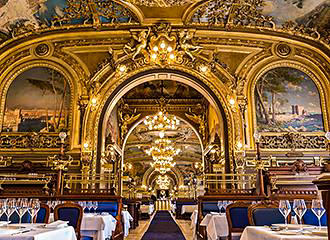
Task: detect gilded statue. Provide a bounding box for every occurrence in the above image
[178,30,202,61]
[119,108,141,140]
[185,109,206,141]
[124,28,151,60]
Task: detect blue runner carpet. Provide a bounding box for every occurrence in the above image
[141,210,186,240]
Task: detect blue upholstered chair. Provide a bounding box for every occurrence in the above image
[226,201,251,240]
[35,203,50,223]
[95,201,119,217]
[201,202,220,216]
[248,202,285,226]
[54,202,89,240]
[303,209,328,226]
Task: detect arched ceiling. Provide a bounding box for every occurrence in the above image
[0,0,328,40]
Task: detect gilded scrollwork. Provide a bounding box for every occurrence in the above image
[260,134,327,149]
[0,133,63,149]
[118,103,141,142]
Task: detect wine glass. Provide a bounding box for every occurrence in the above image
[17,198,28,224]
[87,201,93,213]
[217,201,223,213]
[93,201,98,214]
[279,200,291,230]
[222,200,228,211]
[293,199,307,231]
[6,199,17,222]
[311,199,326,230]
[0,199,7,220]
[29,199,40,223]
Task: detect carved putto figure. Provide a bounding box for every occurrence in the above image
[124,27,151,60]
[119,105,141,140]
[178,30,202,61]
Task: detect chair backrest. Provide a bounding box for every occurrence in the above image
[95,201,119,217]
[201,202,220,216]
[248,202,285,226]
[303,209,328,226]
[226,201,251,238]
[35,203,50,223]
[54,202,83,239]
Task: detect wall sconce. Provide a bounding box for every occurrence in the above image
[199,64,209,75]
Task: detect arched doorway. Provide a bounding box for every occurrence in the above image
[95,69,232,195]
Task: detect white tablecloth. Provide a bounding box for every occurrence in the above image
[80,213,117,240]
[240,226,328,240]
[200,213,228,240]
[122,211,133,238]
[140,205,154,215]
[181,205,198,214]
[190,210,198,240]
[0,224,76,240]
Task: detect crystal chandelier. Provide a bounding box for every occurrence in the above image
[144,111,180,138]
[156,175,170,189]
[146,138,180,174]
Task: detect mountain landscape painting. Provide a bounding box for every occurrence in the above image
[255,67,324,132]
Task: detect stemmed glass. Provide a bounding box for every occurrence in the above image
[217,201,223,213]
[0,199,7,221]
[17,198,29,224]
[92,202,98,214]
[87,201,93,213]
[311,199,326,230]
[222,200,228,211]
[29,199,40,224]
[293,199,307,231]
[78,201,87,212]
[6,199,17,222]
[279,200,291,230]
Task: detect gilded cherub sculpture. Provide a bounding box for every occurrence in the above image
[178,30,202,61]
[124,27,151,60]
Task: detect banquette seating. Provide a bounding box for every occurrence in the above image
[175,198,197,220]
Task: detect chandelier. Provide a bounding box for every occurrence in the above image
[146,138,181,174]
[156,175,170,189]
[144,111,180,138]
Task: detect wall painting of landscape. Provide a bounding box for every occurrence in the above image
[2,67,70,132]
[255,67,324,132]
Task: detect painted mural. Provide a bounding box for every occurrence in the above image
[255,67,324,132]
[0,0,328,36]
[2,67,70,132]
[105,105,120,145]
[124,80,203,99]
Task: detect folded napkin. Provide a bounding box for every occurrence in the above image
[0,221,10,227]
[210,212,220,215]
[46,220,69,228]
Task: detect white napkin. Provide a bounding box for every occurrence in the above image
[0,221,10,227]
[210,212,220,215]
[45,220,69,228]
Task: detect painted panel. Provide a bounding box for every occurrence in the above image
[255,67,324,132]
[2,67,70,132]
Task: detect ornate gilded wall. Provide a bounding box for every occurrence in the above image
[0,0,329,178]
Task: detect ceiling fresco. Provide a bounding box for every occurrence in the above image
[0,0,328,36]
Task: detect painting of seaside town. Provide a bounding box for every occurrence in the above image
[2,67,70,132]
[255,67,324,132]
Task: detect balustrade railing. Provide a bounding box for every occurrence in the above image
[62,173,117,194]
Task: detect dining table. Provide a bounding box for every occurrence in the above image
[181,205,198,215]
[0,223,77,240]
[80,213,117,240]
[240,226,328,240]
[122,210,133,237]
[200,213,228,240]
[190,210,198,239]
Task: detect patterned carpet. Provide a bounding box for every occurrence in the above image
[141,211,186,240]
